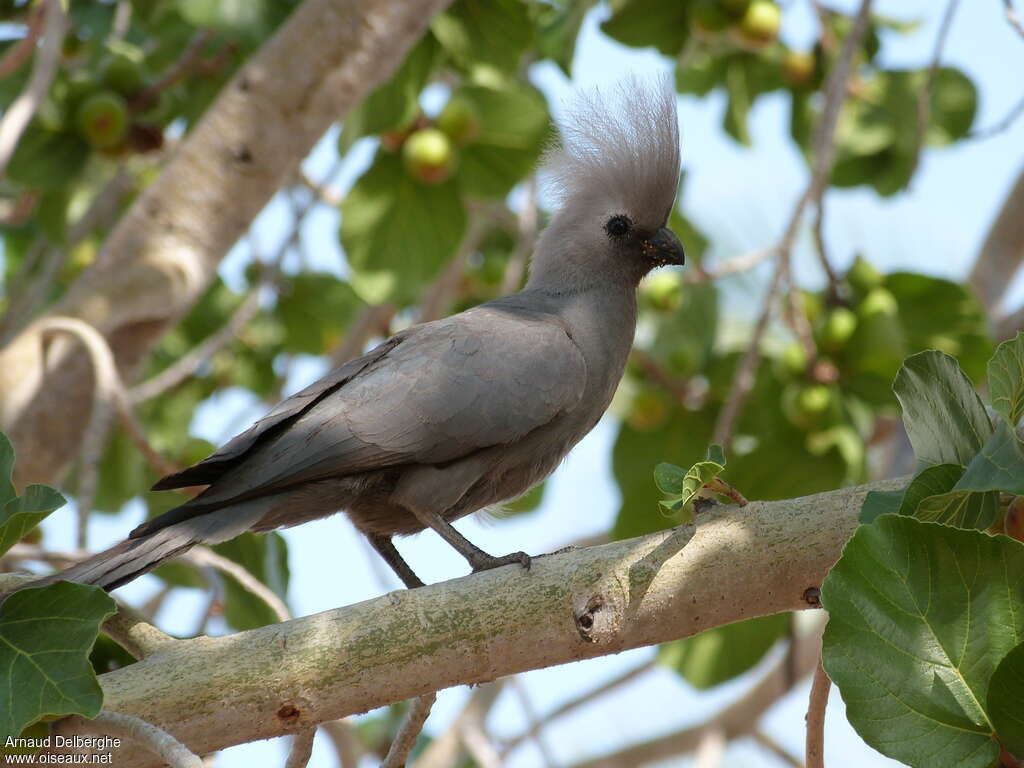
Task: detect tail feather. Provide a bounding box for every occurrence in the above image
[9,499,273,593]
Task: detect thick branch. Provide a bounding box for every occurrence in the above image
[0,0,453,486]
[44,479,900,768]
[971,162,1024,323]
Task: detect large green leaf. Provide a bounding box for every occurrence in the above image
[431,0,533,75]
[658,614,789,690]
[340,150,466,305]
[0,433,65,556]
[821,516,1024,767]
[276,272,364,355]
[988,332,1024,428]
[601,0,689,56]
[893,350,992,469]
[988,641,1024,758]
[455,83,550,198]
[953,420,1024,496]
[0,583,117,740]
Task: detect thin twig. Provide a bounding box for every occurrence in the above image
[0,0,67,175]
[694,726,726,768]
[781,261,818,368]
[131,31,214,110]
[686,247,776,283]
[417,682,505,768]
[1005,0,1024,39]
[285,729,317,768]
[969,91,1024,140]
[501,179,539,295]
[320,720,364,768]
[805,656,831,768]
[460,719,503,768]
[753,729,804,768]
[711,0,874,448]
[811,204,839,293]
[508,677,557,768]
[58,712,203,768]
[502,659,656,755]
[0,4,46,77]
[911,0,961,179]
[382,693,436,768]
[185,546,291,623]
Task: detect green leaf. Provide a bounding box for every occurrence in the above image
[0,432,66,556]
[0,583,117,740]
[7,126,89,190]
[277,272,364,355]
[722,59,751,145]
[926,67,977,146]
[339,34,438,151]
[988,332,1024,428]
[676,52,726,98]
[534,0,590,76]
[821,516,1024,768]
[893,350,992,469]
[859,488,904,524]
[915,488,999,530]
[988,641,1024,758]
[431,0,533,75]
[658,614,789,690]
[654,445,726,522]
[341,150,466,305]
[953,419,1024,496]
[455,83,550,198]
[600,0,689,56]
[896,463,962,515]
[213,532,290,630]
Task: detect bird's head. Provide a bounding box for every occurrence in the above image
[528,76,684,290]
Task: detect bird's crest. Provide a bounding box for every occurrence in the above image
[540,75,681,220]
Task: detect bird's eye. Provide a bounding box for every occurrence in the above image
[605,215,632,238]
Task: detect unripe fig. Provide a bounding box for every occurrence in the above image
[820,307,858,351]
[735,0,781,49]
[76,91,129,150]
[846,256,884,294]
[436,97,480,145]
[858,287,898,319]
[101,54,146,97]
[402,128,456,184]
[641,272,683,312]
[782,49,815,87]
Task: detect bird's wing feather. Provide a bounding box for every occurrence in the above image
[143,307,585,525]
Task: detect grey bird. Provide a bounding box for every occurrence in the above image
[29,77,684,592]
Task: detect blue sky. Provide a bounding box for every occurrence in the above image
[38,1,1024,766]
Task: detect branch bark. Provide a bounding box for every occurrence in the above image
[971,162,1024,330]
[43,478,901,768]
[0,0,453,487]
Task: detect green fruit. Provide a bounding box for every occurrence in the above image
[436,97,480,145]
[846,256,883,294]
[101,54,146,96]
[692,0,731,35]
[857,287,898,318]
[402,128,456,184]
[799,290,824,327]
[641,272,683,312]
[783,383,836,431]
[782,49,815,87]
[820,307,858,351]
[76,91,129,150]
[735,0,781,48]
[718,0,751,19]
[779,340,808,376]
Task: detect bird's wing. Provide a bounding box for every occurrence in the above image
[146,306,586,514]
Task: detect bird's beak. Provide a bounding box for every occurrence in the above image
[646,227,685,267]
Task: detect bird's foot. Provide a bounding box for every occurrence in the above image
[470,550,532,574]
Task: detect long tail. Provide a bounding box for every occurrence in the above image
[11,500,272,593]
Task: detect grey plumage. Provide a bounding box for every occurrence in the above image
[26,76,684,593]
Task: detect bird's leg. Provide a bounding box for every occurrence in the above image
[411,508,531,574]
[367,534,425,589]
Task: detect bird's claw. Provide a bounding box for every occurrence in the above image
[470,550,531,574]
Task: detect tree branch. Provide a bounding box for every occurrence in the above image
[805,655,831,768]
[0,0,455,487]
[0,0,67,176]
[382,693,436,768]
[971,163,1024,323]
[54,712,203,768]
[41,478,900,767]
